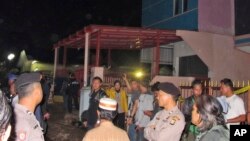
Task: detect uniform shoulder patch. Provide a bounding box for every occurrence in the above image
[169,115,180,125]
[17,130,27,141]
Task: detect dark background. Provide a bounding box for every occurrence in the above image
[0,0,141,63]
[235,0,250,35]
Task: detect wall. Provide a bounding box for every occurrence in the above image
[177,30,250,81]
[172,41,196,76]
[142,0,198,30]
[198,0,235,35]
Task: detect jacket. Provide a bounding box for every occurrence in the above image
[106,87,128,113]
[195,125,229,141]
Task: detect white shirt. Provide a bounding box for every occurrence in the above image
[135,94,154,127]
[12,95,19,107]
[222,94,246,127]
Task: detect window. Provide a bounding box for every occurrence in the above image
[174,0,189,15]
[183,0,188,12]
[174,0,183,15]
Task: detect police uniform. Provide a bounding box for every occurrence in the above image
[14,73,45,141]
[144,106,185,141]
[15,103,44,141]
[144,82,185,141]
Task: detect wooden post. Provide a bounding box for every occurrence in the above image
[95,30,101,66]
[151,32,160,78]
[108,48,111,67]
[63,46,67,67]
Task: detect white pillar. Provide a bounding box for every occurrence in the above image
[50,47,58,104]
[80,32,91,119]
[84,32,90,87]
[53,47,58,83]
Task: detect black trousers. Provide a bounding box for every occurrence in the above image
[68,93,79,113]
[113,112,126,130]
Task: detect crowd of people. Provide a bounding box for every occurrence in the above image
[0,72,51,141]
[0,71,248,141]
[80,75,247,141]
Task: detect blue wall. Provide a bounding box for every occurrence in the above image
[142,0,198,30]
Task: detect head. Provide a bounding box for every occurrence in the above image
[191,94,226,132]
[0,93,12,141]
[151,82,160,98]
[69,73,75,79]
[191,80,203,97]
[157,82,180,109]
[114,80,121,92]
[98,98,117,121]
[8,73,17,86]
[92,76,103,91]
[8,73,17,95]
[220,78,234,96]
[131,80,139,91]
[15,73,43,105]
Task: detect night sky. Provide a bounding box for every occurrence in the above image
[0,0,141,63]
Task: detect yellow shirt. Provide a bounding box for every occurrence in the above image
[106,88,128,113]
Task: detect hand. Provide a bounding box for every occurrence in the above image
[126,117,132,125]
[43,112,50,120]
[83,121,87,127]
[122,73,127,81]
[143,111,152,117]
[135,125,142,131]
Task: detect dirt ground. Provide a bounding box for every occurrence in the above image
[45,103,86,141]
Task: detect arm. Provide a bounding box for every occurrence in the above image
[227,97,246,123]
[131,99,139,118]
[122,74,132,92]
[157,117,185,141]
[144,113,160,141]
[144,111,153,117]
[127,99,139,124]
[143,95,154,117]
[227,114,246,123]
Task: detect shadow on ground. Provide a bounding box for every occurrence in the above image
[46,103,86,141]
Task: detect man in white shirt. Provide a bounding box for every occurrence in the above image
[134,92,154,141]
[220,78,246,128]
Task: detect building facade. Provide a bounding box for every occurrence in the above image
[141,0,250,80]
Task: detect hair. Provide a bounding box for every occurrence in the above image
[171,93,180,102]
[151,82,160,92]
[98,108,117,121]
[0,92,12,135]
[92,76,103,83]
[130,79,138,83]
[114,80,121,86]
[196,94,227,132]
[16,82,41,99]
[191,79,202,88]
[220,78,234,91]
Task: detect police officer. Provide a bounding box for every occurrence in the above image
[144,82,185,141]
[66,73,80,113]
[14,73,45,141]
